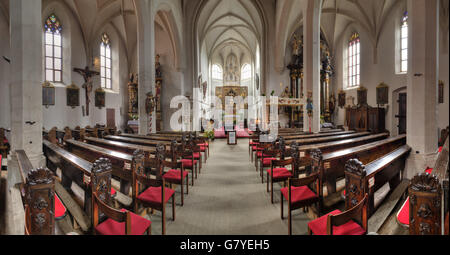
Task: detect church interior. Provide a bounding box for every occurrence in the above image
[0,0,449,236]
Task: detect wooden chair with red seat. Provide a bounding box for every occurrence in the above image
[249,133,260,161]
[260,142,281,182]
[93,191,151,235]
[132,149,175,235]
[90,157,151,235]
[0,128,9,158]
[162,158,189,206]
[184,139,203,174]
[267,157,294,204]
[281,153,322,235]
[172,140,198,185]
[307,194,368,235]
[195,136,210,161]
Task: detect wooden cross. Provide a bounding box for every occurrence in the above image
[74,66,100,116]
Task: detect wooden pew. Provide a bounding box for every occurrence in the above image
[65,139,133,194]
[282,130,356,140]
[119,133,180,142]
[16,150,55,235]
[104,135,171,147]
[285,131,372,145]
[344,145,411,216]
[311,135,407,195]
[409,138,449,235]
[43,140,115,221]
[84,137,157,155]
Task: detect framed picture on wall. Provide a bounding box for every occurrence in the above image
[66,83,80,108]
[95,88,106,109]
[376,82,389,106]
[42,81,55,108]
[338,90,346,108]
[357,86,367,106]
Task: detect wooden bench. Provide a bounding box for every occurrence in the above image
[16,150,56,235]
[65,139,134,194]
[311,135,407,195]
[344,145,411,217]
[104,135,171,147]
[84,137,158,156]
[285,131,372,145]
[43,140,118,230]
[408,138,449,235]
[119,133,181,142]
[282,130,356,140]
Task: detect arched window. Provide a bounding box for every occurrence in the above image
[347,32,360,89]
[100,33,112,89]
[212,64,223,80]
[241,64,252,81]
[44,14,63,83]
[400,12,408,73]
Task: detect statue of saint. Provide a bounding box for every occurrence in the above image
[292,34,302,56]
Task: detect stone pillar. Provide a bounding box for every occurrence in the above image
[303,0,322,133]
[137,0,156,134]
[405,0,440,178]
[7,0,46,189]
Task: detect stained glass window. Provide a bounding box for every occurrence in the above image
[241,64,252,81]
[400,12,408,73]
[347,32,360,89]
[212,64,223,80]
[44,14,63,83]
[100,33,112,89]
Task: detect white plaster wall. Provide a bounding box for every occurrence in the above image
[0,16,10,129]
[331,7,449,136]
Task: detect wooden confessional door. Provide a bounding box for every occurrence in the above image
[396,93,407,135]
[106,109,115,127]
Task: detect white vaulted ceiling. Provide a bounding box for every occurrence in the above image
[197,0,263,65]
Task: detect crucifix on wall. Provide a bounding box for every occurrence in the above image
[74,66,100,116]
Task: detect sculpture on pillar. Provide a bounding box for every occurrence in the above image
[155,55,163,131]
[73,66,100,116]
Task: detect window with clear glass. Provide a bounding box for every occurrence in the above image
[347,32,360,89]
[212,64,223,80]
[44,14,63,83]
[100,33,112,89]
[241,64,252,81]
[400,12,408,73]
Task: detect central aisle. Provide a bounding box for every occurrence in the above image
[164,139,310,235]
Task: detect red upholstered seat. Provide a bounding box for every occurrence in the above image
[137,186,175,204]
[180,159,198,167]
[262,158,277,166]
[256,152,271,158]
[439,146,443,153]
[163,169,188,182]
[308,210,366,235]
[54,194,67,220]
[267,168,292,179]
[253,146,264,151]
[95,209,151,235]
[111,188,117,197]
[198,143,209,147]
[200,146,206,152]
[396,167,434,226]
[281,186,318,204]
[184,153,201,159]
[250,141,259,145]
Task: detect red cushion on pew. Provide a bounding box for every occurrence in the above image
[137,186,175,204]
[111,188,117,197]
[266,168,292,179]
[308,210,366,235]
[281,186,318,204]
[163,169,188,182]
[198,143,209,147]
[439,146,443,153]
[54,194,67,220]
[95,209,151,235]
[184,153,201,159]
[250,141,259,145]
[252,146,264,151]
[180,159,198,167]
[397,198,410,226]
[396,167,434,226]
[200,146,206,152]
[262,158,277,166]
